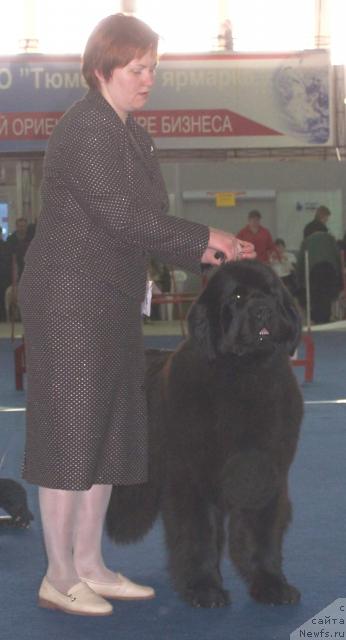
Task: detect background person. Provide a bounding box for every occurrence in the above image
[18,13,255,617]
[237,209,278,263]
[270,238,298,296]
[0,226,10,321]
[6,217,32,279]
[303,205,331,238]
[296,231,343,324]
[4,218,33,322]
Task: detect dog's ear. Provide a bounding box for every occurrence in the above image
[280,285,302,356]
[187,299,216,359]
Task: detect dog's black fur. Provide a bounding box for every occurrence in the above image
[107,260,303,608]
[0,479,33,528]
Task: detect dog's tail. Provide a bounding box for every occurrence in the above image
[106,431,164,543]
[106,480,161,544]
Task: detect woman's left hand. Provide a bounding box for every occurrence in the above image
[201,229,256,266]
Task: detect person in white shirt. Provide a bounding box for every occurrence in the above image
[270,238,298,296]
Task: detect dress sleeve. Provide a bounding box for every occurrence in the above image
[60,118,209,260]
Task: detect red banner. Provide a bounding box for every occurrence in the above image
[0,112,62,139]
[134,109,282,138]
[0,108,282,141]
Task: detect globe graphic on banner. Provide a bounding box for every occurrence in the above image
[273,65,329,144]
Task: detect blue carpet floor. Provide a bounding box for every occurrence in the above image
[0,332,345,640]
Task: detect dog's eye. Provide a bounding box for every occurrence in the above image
[232,286,246,301]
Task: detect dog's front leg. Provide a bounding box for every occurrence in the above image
[162,480,229,608]
[228,488,300,605]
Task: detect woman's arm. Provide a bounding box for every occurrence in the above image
[61,119,209,259]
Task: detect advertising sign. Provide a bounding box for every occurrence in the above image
[0,50,333,152]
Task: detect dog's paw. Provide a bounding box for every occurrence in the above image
[184,585,231,608]
[250,573,300,605]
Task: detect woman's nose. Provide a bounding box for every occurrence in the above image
[143,70,156,86]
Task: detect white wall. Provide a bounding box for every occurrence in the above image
[1,155,345,244]
[161,157,346,247]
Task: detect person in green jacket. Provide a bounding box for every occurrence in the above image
[296,231,343,323]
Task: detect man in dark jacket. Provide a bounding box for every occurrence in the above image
[303,205,331,238]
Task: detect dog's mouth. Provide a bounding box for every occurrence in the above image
[259,326,270,341]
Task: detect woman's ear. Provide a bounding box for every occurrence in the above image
[95,69,104,84]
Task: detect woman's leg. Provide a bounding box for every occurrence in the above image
[73,483,116,581]
[38,486,114,615]
[72,484,155,600]
[39,487,81,593]
[40,484,124,587]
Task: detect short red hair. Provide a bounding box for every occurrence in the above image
[82,13,159,90]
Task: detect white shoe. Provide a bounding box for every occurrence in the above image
[80,573,155,600]
[38,577,113,616]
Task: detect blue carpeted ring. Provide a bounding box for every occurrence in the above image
[0,332,345,640]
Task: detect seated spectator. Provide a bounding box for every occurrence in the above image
[270,238,298,296]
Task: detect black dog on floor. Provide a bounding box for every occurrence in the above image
[0,478,34,528]
[107,260,303,608]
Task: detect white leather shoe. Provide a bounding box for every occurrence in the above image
[80,573,155,600]
[38,577,113,616]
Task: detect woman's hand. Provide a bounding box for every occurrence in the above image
[201,228,256,266]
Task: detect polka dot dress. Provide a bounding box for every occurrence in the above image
[19,89,209,490]
[20,266,148,489]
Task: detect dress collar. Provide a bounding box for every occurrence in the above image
[85,89,136,130]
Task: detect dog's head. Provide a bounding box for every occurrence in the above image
[188,260,301,360]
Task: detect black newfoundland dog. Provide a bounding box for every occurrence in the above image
[107,260,303,608]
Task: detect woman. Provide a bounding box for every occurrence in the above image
[19,13,255,616]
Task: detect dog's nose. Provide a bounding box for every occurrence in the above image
[255,306,271,322]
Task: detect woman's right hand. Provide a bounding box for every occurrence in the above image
[201,228,256,266]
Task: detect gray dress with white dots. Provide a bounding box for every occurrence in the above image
[19,90,209,490]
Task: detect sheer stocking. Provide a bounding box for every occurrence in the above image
[38,486,81,594]
[73,484,118,583]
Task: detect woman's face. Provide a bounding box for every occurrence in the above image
[97,48,157,122]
